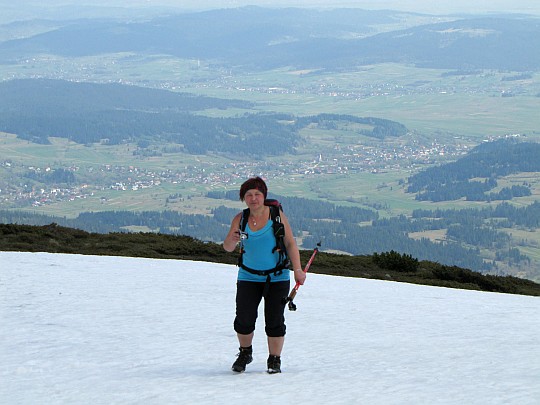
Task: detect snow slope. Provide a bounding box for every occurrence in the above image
[1,251,539,404]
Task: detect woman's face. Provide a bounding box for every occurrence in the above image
[244,189,265,209]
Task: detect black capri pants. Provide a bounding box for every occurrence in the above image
[234,280,290,338]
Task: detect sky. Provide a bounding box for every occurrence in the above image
[2,251,539,404]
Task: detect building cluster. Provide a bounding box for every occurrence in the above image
[1,138,470,208]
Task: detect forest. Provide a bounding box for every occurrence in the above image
[294,114,408,139]
[0,79,407,155]
[407,139,540,202]
[5,190,537,274]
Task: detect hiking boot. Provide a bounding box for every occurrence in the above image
[267,354,281,374]
[232,346,253,373]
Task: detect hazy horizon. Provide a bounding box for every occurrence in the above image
[1,0,540,23]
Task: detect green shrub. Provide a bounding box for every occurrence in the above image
[373,250,419,272]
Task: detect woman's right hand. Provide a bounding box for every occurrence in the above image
[223,213,243,252]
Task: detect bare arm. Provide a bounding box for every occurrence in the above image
[223,212,243,252]
[281,211,306,285]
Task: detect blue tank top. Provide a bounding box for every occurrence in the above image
[238,219,290,282]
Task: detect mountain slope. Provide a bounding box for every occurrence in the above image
[1,8,539,71]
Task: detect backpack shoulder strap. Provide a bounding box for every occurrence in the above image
[237,208,249,268]
[268,204,280,223]
[240,208,250,232]
[267,202,287,263]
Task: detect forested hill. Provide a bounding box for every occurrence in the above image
[0,79,407,154]
[1,8,539,71]
[407,139,540,202]
[0,78,253,113]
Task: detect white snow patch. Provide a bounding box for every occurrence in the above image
[1,251,539,404]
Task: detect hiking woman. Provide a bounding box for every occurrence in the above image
[223,176,305,373]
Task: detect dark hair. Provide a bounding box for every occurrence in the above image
[239,176,268,201]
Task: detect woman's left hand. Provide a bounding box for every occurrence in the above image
[293,268,306,285]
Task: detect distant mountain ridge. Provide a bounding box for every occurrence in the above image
[1,7,539,71]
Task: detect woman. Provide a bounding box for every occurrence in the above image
[223,176,305,374]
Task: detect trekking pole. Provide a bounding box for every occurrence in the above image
[285,241,321,311]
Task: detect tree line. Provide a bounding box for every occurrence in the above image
[407,139,540,202]
[0,205,490,273]
[0,79,409,154]
[294,113,408,139]
[7,189,535,273]
[412,201,540,229]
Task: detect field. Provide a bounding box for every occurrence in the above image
[177,63,540,141]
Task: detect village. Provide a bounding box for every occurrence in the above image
[0,136,470,208]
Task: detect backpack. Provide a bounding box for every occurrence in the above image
[238,199,290,279]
